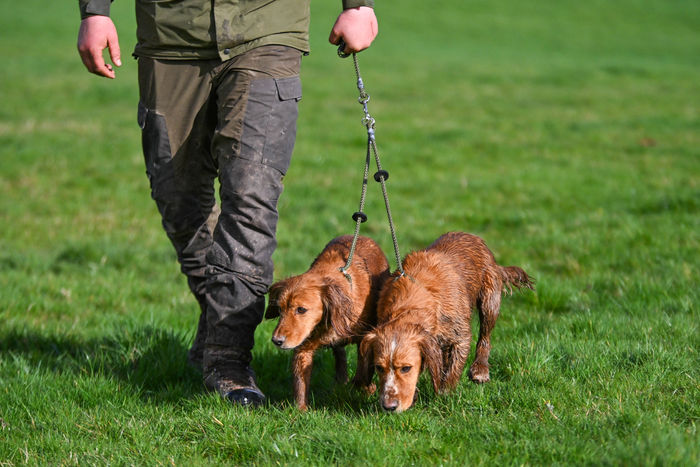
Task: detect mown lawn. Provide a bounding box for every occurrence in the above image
[1,0,698,464]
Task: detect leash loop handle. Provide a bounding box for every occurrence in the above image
[337,40,352,59]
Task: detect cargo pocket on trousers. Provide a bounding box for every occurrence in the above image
[239,76,301,176]
[138,101,173,200]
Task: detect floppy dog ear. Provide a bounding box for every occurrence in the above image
[418,332,443,394]
[265,280,287,319]
[321,280,354,336]
[357,332,377,386]
[359,332,376,361]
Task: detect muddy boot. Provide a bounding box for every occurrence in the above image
[203,346,266,407]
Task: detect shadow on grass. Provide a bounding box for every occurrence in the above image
[0,325,376,411]
[0,326,204,403]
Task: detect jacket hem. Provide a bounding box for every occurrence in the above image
[134,36,310,61]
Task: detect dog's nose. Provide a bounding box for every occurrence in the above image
[271,335,285,347]
[382,400,399,412]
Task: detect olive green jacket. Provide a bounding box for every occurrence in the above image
[79,0,374,60]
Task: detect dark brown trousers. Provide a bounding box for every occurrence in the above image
[137,46,302,367]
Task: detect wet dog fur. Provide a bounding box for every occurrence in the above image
[359,231,534,413]
[265,235,390,410]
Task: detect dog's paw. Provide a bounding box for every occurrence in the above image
[335,372,350,385]
[363,382,377,395]
[468,363,490,383]
[350,377,376,395]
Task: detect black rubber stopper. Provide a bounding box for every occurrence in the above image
[352,211,368,223]
[374,170,389,182]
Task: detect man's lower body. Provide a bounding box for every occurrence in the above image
[137,45,302,405]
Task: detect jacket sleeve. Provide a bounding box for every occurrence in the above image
[79,0,113,19]
[342,0,374,8]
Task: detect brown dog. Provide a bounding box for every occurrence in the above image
[359,231,534,413]
[265,235,390,410]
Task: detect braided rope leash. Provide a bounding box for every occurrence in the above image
[337,44,405,280]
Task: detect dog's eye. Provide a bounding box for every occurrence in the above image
[295,307,307,315]
[374,365,384,374]
[400,366,412,374]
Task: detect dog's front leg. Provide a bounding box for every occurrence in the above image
[332,345,349,384]
[351,342,376,395]
[292,348,315,411]
[444,341,471,390]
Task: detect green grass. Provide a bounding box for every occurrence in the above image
[1,0,698,464]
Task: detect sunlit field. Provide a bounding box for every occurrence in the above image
[1,0,698,464]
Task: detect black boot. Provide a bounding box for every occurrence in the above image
[203,346,265,407]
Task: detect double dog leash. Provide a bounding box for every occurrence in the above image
[336,43,405,280]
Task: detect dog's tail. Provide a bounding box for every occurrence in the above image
[500,266,535,294]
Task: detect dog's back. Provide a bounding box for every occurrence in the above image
[425,231,533,301]
[427,231,496,301]
[309,235,388,278]
[382,233,494,322]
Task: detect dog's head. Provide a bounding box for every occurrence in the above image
[360,323,441,413]
[266,274,353,349]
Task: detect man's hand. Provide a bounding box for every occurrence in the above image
[329,7,378,54]
[77,15,121,79]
